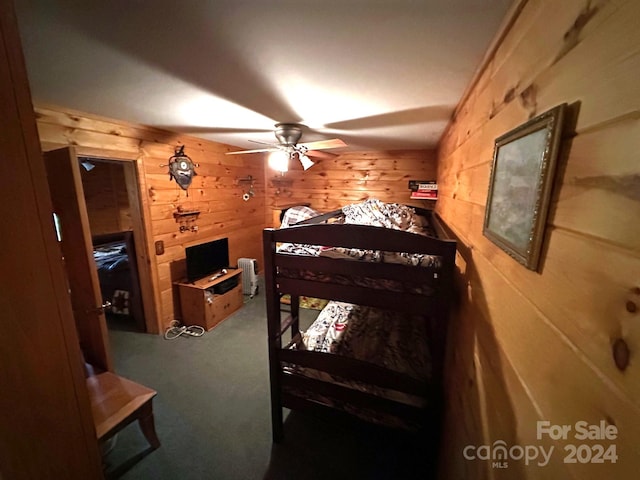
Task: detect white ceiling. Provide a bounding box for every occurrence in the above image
[14,0,513,152]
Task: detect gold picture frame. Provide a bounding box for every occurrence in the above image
[483,103,566,271]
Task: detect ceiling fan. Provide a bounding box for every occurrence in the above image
[225,123,347,171]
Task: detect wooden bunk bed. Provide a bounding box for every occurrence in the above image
[263,200,457,442]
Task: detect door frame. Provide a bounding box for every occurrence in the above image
[70,146,160,334]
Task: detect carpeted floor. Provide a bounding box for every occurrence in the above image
[104,278,437,479]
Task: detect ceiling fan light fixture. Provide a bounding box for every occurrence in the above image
[274,123,303,145]
[299,153,314,171]
[226,123,346,169]
[268,150,289,173]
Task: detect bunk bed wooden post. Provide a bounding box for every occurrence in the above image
[263,228,284,442]
[289,296,300,339]
[426,235,457,440]
[432,237,457,378]
[429,212,457,385]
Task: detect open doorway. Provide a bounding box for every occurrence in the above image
[79,157,146,332]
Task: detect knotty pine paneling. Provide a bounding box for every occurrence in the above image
[436,0,640,478]
[35,105,268,332]
[267,149,438,213]
[80,160,132,235]
[36,106,438,331]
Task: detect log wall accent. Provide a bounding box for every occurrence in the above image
[436,0,640,478]
[35,105,268,332]
[266,149,438,212]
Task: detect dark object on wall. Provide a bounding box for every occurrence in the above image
[612,338,630,371]
[166,145,198,194]
[483,103,567,271]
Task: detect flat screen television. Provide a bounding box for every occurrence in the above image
[185,238,229,283]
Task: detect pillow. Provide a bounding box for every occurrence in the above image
[280,205,319,228]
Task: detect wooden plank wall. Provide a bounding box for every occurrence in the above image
[34,105,438,331]
[436,0,640,478]
[266,149,438,212]
[80,161,132,235]
[35,105,267,332]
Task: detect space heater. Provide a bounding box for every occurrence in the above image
[237,258,259,298]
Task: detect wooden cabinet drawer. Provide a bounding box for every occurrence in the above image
[205,285,243,330]
[176,270,243,331]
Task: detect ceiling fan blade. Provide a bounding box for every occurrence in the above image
[323,105,454,130]
[298,138,347,150]
[226,147,277,155]
[154,126,275,135]
[306,150,338,159]
[248,139,279,147]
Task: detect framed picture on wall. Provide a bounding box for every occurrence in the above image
[483,103,567,271]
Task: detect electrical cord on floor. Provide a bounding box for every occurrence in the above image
[164,320,205,340]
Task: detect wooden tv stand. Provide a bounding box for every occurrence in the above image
[176,269,243,331]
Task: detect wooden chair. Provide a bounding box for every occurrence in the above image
[86,371,160,451]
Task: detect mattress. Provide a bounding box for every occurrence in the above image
[284,300,432,428]
[93,240,129,272]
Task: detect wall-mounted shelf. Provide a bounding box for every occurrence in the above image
[236,175,254,185]
[173,208,200,233]
[236,175,256,202]
[173,210,200,219]
[270,177,293,186]
[409,180,438,201]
